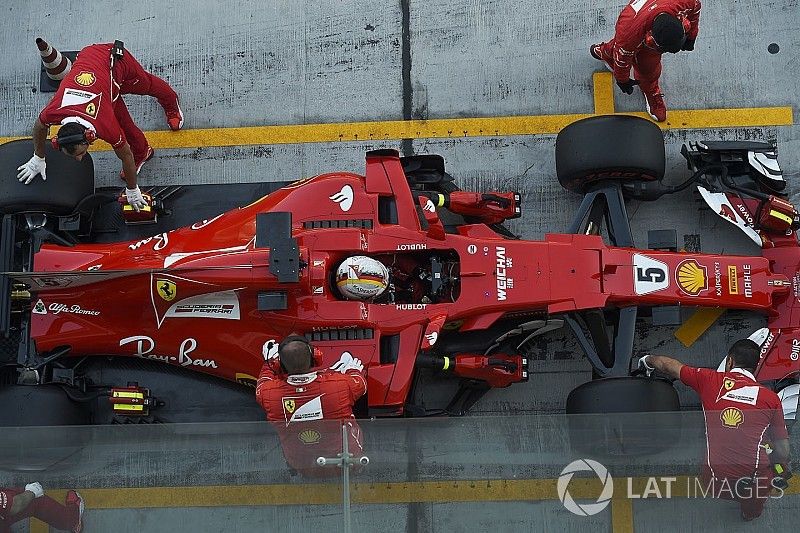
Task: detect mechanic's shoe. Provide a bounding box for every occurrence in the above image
[644,92,667,122]
[590,43,613,72]
[165,100,184,131]
[119,146,155,181]
[66,490,84,533]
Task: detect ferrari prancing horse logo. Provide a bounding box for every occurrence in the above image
[723,378,735,391]
[156,279,177,301]
[283,399,296,414]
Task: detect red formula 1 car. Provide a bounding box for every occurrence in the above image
[0,116,798,430]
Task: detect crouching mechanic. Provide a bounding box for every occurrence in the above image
[590,0,701,122]
[0,482,84,533]
[639,339,791,521]
[17,41,184,211]
[255,336,367,476]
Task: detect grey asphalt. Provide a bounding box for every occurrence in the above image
[0,0,798,531]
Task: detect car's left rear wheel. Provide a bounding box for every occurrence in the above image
[0,139,95,215]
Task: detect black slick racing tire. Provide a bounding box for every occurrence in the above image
[400,154,454,188]
[566,377,681,456]
[0,139,94,215]
[556,115,665,194]
[0,384,90,426]
[0,384,90,471]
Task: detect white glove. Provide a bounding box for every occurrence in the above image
[125,186,148,212]
[17,154,47,184]
[638,354,655,377]
[262,339,279,361]
[330,351,364,373]
[24,482,44,498]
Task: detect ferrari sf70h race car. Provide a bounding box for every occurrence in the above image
[0,115,798,433]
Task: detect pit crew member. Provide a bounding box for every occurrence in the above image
[255,336,367,477]
[0,483,83,533]
[17,41,184,210]
[590,0,701,122]
[640,339,791,521]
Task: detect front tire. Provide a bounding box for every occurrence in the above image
[556,115,665,194]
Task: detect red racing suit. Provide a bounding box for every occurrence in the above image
[39,43,178,163]
[256,364,367,476]
[0,488,78,533]
[596,0,701,95]
[680,366,788,517]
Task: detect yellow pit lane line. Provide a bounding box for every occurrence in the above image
[0,73,793,150]
[29,477,799,533]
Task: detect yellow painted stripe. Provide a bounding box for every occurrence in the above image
[593,72,616,115]
[34,478,597,510]
[29,518,49,533]
[658,107,793,129]
[611,478,635,533]
[31,476,798,514]
[674,307,726,347]
[33,476,796,531]
[0,104,792,151]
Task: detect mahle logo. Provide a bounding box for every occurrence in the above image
[557,459,614,516]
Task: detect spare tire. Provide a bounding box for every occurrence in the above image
[556,115,665,193]
[566,377,681,456]
[0,139,94,215]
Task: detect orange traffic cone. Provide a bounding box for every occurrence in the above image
[36,37,72,80]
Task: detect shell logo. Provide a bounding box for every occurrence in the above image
[298,429,321,444]
[676,259,708,296]
[75,71,96,87]
[720,407,744,428]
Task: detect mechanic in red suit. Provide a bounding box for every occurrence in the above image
[590,0,701,122]
[255,336,367,477]
[640,339,792,521]
[0,482,83,533]
[17,42,184,211]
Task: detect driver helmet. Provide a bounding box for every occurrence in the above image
[336,256,389,300]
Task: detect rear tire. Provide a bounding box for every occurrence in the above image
[0,384,90,426]
[0,139,94,215]
[566,377,681,456]
[400,154,455,188]
[0,384,90,471]
[556,115,665,194]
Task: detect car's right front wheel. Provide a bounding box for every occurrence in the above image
[566,376,682,456]
[555,115,665,194]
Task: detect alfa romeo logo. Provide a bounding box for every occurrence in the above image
[557,459,614,516]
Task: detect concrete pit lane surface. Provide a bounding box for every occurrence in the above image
[0,1,798,532]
